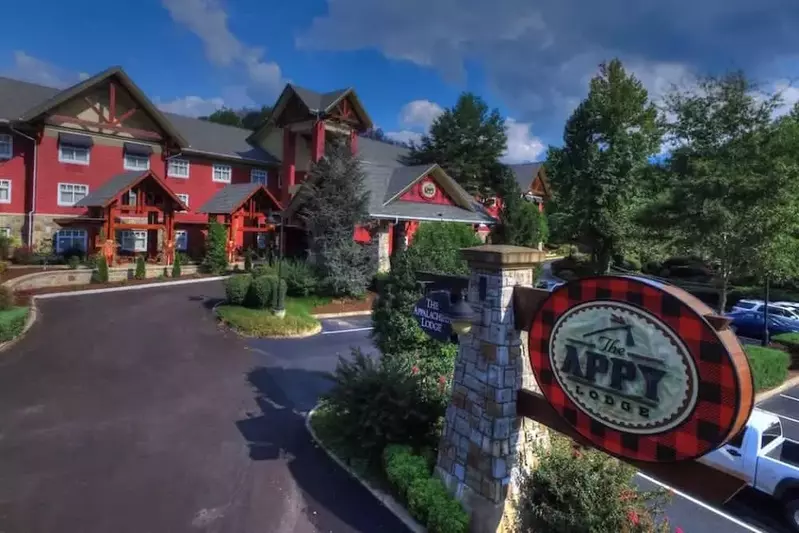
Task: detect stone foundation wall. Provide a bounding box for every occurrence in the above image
[6,264,202,291]
[0,214,26,245]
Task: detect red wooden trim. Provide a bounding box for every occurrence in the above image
[48,115,163,140]
[115,223,165,230]
[84,97,107,123]
[240,226,276,232]
[109,83,117,123]
[117,205,162,214]
[117,108,137,124]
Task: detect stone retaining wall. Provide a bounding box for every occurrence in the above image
[5,264,201,291]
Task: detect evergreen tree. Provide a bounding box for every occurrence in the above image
[547,59,662,273]
[202,221,229,275]
[406,93,507,196]
[134,256,146,280]
[299,139,373,297]
[171,252,182,278]
[491,168,549,248]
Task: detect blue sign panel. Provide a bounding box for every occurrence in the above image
[413,290,452,342]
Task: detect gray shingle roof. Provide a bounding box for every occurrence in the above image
[0,76,60,122]
[0,74,277,165]
[289,84,349,113]
[357,137,409,168]
[196,183,271,214]
[509,162,543,192]
[163,113,279,165]
[73,170,149,207]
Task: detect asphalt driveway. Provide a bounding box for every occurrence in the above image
[0,281,407,533]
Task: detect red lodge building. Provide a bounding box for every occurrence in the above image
[0,66,547,269]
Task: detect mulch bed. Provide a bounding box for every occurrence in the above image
[311,291,376,315]
[13,274,213,305]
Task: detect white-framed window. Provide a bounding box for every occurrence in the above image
[0,134,12,160]
[212,163,232,183]
[168,158,190,178]
[124,153,150,171]
[256,233,267,249]
[0,228,10,238]
[58,144,90,165]
[175,230,188,251]
[58,183,89,206]
[55,229,87,253]
[0,180,11,204]
[176,193,189,210]
[120,230,148,252]
[251,168,268,185]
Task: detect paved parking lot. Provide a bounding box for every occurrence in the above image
[0,282,407,533]
[757,385,799,440]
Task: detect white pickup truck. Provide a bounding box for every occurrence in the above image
[701,409,799,530]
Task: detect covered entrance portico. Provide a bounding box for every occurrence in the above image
[73,169,188,265]
[196,183,283,262]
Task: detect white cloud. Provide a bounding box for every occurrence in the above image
[385,130,424,145]
[399,100,444,129]
[5,51,85,88]
[156,95,225,117]
[161,0,285,95]
[772,79,799,116]
[502,118,546,163]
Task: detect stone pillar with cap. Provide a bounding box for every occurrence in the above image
[434,244,550,532]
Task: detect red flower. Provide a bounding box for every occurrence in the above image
[411,366,420,375]
[438,375,447,384]
[675,528,684,533]
[627,509,639,526]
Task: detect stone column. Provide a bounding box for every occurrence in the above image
[377,221,391,273]
[435,245,549,533]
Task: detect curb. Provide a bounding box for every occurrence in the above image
[31,276,229,300]
[756,373,799,403]
[211,301,323,339]
[0,301,38,353]
[304,406,425,533]
[312,310,372,319]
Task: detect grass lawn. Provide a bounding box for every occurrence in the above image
[0,307,29,342]
[216,297,323,337]
[745,345,791,392]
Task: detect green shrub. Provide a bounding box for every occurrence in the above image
[551,253,596,278]
[281,259,320,297]
[273,278,287,311]
[515,436,671,533]
[323,349,448,465]
[409,222,481,276]
[0,236,12,260]
[746,346,790,392]
[252,264,277,278]
[202,221,229,274]
[0,307,28,342]
[383,444,469,533]
[93,255,109,283]
[134,256,146,280]
[0,286,14,311]
[244,249,253,272]
[171,252,182,278]
[68,255,80,270]
[247,275,276,309]
[0,261,8,275]
[774,332,799,351]
[225,274,253,305]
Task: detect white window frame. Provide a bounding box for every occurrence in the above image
[123,153,150,171]
[175,230,188,251]
[0,134,12,160]
[57,183,89,207]
[120,230,148,252]
[176,193,189,210]
[251,168,268,185]
[167,158,190,178]
[58,144,91,165]
[0,228,10,238]
[212,163,232,183]
[55,229,88,254]
[0,179,11,204]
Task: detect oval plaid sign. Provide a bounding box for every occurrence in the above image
[528,276,754,463]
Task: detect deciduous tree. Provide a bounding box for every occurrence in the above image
[547,59,662,273]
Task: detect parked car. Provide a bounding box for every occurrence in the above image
[534,278,565,292]
[726,304,799,339]
[701,410,799,531]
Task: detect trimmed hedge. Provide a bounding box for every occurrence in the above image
[745,345,790,392]
[225,274,252,305]
[774,332,799,350]
[247,275,277,309]
[383,445,469,533]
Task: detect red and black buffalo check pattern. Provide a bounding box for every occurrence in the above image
[528,276,750,463]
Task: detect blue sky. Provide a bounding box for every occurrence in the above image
[1,0,798,163]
